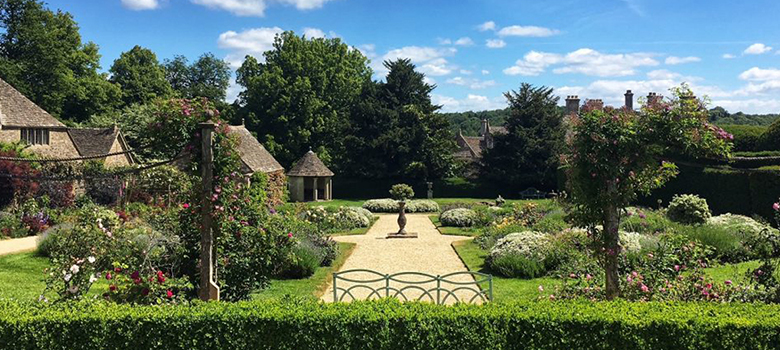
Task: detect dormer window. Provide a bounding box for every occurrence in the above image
[21,128,49,145]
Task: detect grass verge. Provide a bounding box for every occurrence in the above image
[429,215,477,237]
[252,242,356,300]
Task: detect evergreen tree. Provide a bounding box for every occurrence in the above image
[0,0,120,122]
[480,83,563,191]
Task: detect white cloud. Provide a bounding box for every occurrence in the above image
[712,98,780,114]
[481,70,490,75]
[739,67,780,81]
[722,53,736,59]
[302,27,326,38]
[454,37,474,46]
[477,21,496,32]
[445,77,496,90]
[191,0,332,17]
[121,0,159,10]
[375,46,458,77]
[460,69,472,75]
[497,25,559,37]
[485,39,506,49]
[433,94,505,112]
[743,43,773,55]
[665,56,700,65]
[217,27,284,68]
[504,48,658,77]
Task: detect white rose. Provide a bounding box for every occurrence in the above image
[70,264,80,274]
[87,256,96,264]
[64,273,72,282]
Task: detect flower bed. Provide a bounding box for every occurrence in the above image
[362,199,440,213]
[1,299,780,350]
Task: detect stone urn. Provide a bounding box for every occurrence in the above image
[397,201,407,235]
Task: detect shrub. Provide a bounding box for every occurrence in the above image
[362,199,439,213]
[720,124,767,152]
[488,253,546,278]
[389,184,414,201]
[439,208,476,227]
[667,194,711,225]
[281,243,322,278]
[708,213,778,236]
[679,224,754,263]
[345,207,374,224]
[619,231,643,254]
[531,211,569,233]
[486,231,550,278]
[4,299,780,350]
[620,207,675,234]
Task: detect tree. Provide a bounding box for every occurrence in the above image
[236,31,371,167]
[110,45,172,106]
[563,85,731,299]
[164,53,231,101]
[480,83,563,191]
[0,0,120,122]
[343,59,455,180]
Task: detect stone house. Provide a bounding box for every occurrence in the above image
[228,124,286,205]
[0,78,133,166]
[454,119,506,162]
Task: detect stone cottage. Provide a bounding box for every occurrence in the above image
[0,77,132,166]
[454,119,506,163]
[228,124,286,205]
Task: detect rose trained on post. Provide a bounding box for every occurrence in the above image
[562,84,731,299]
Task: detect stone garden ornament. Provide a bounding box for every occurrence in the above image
[388,184,417,238]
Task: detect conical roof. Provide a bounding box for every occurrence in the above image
[287,150,334,177]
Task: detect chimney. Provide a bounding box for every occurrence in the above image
[624,90,634,111]
[565,95,580,115]
[480,119,489,137]
[647,92,661,105]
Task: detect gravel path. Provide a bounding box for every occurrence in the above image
[322,214,484,304]
[0,236,38,256]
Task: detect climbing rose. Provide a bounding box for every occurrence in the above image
[167,290,174,298]
[288,232,293,238]
[773,202,780,212]
[183,203,190,209]
[105,272,112,280]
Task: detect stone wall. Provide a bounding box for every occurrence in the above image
[266,170,287,206]
[0,127,79,158]
[103,138,132,168]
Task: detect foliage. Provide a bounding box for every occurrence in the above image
[389,183,414,201]
[531,211,569,233]
[109,45,172,107]
[480,83,564,191]
[708,105,780,126]
[0,0,120,122]
[362,199,439,213]
[301,206,372,233]
[103,265,189,305]
[84,103,157,160]
[439,208,477,227]
[563,84,732,298]
[127,165,192,204]
[280,243,322,279]
[762,117,780,151]
[5,299,780,350]
[164,53,231,102]
[720,124,767,152]
[486,231,550,278]
[440,108,511,136]
[343,59,455,179]
[667,194,711,225]
[0,145,39,207]
[236,31,371,167]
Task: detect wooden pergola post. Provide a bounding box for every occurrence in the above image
[199,122,220,301]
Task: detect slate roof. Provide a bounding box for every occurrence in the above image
[287,150,334,177]
[0,78,65,128]
[67,127,121,157]
[229,125,284,174]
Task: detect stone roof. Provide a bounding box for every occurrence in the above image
[489,126,507,135]
[67,127,122,157]
[287,150,334,177]
[463,136,483,157]
[228,125,284,174]
[0,78,65,128]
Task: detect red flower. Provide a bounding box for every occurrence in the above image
[141,288,149,296]
[166,290,174,298]
[131,271,140,279]
[109,284,117,292]
[114,267,122,273]
[133,278,142,285]
[288,232,293,238]
[183,203,190,209]
[105,272,113,280]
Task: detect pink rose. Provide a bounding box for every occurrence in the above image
[287,232,293,238]
[773,202,780,212]
[183,203,190,209]
[166,290,174,298]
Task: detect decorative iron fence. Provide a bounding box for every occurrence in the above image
[332,269,492,304]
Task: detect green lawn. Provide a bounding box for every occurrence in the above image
[429,215,477,237]
[0,252,49,301]
[252,242,356,301]
[331,217,378,236]
[452,240,558,303]
[451,239,759,303]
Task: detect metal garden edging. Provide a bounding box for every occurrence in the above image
[332,269,492,304]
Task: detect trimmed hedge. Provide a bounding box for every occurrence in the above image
[640,165,780,223]
[1,299,780,349]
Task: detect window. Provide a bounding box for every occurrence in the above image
[20,128,50,145]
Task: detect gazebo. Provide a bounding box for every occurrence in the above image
[287,150,334,202]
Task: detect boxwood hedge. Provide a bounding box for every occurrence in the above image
[1,299,780,350]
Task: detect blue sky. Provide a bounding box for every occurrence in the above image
[55,0,780,113]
